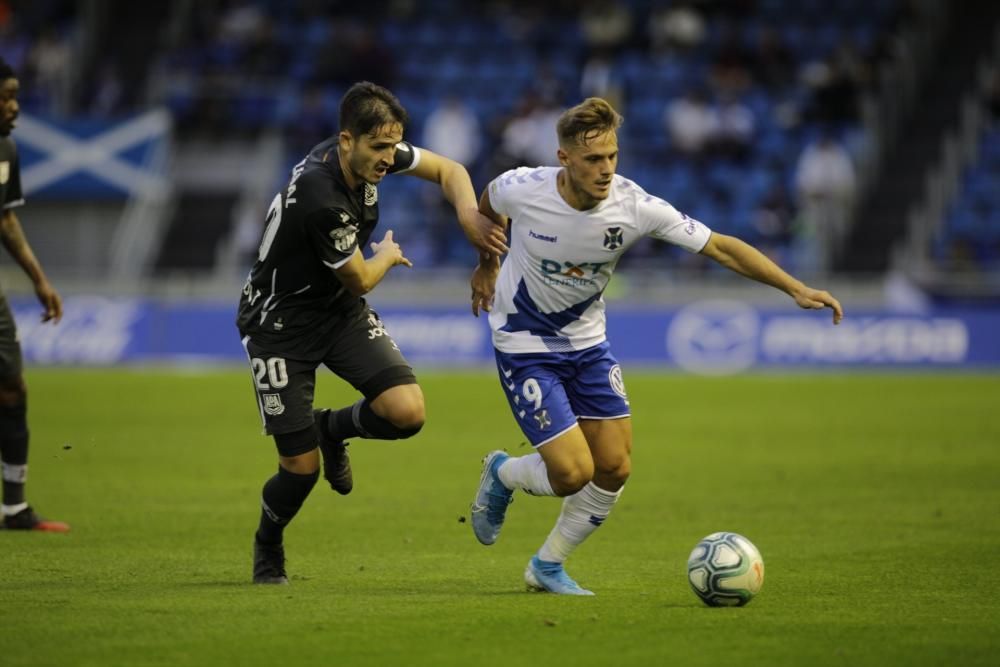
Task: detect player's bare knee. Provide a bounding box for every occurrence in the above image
[596,454,631,486]
[372,386,425,435]
[549,460,594,496]
[384,401,425,436]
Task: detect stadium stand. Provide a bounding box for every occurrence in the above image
[2,0,999,294]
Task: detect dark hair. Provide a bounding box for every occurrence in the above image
[0,58,15,83]
[556,97,624,147]
[338,81,408,137]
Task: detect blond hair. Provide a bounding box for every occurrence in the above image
[556,98,624,148]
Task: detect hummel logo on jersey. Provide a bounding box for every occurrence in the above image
[501,366,516,391]
[603,226,624,250]
[364,182,378,206]
[529,229,557,243]
[330,224,358,252]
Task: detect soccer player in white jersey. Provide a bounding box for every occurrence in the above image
[468,98,843,595]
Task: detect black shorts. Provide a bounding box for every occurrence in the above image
[0,296,23,379]
[241,304,417,437]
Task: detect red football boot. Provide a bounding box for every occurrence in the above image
[2,506,71,532]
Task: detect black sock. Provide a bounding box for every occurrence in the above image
[0,404,29,507]
[328,399,422,441]
[255,466,319,545]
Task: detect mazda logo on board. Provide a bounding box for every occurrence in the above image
[666,300,761,375]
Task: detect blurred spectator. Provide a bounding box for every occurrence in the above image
[710,21,753,95]
[314,22,395,88]
[802,56,860,125]
[348,24,396,87]
[312,19,353,85]
[218,0,265,44]
[493,3,558,58]
[533,59,568,108]
[421,95,486,265]
[710,94,755,160]
[423,96,482,168]
[579,0,632,55]
[830,39,874,92]
[243,22,288,79]
[88,60,124,116]
[284,85,336,156]
[796,134,856,206]
[752,183,795,258]
[580,48,626,112]
[500,91,562,167]
[665,88,715,157]
[26,27,71,112]
[5,0,906,273]
[0,16,30,73]
[794,133,856,274]
[648,2,706,55]
[750,27,795,92]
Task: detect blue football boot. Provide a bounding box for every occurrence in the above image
[524,556,595,596]
[470,450,513,545]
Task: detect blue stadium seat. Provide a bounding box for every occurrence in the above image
[120,0,901,268]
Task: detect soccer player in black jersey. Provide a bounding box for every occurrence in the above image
[237,81,507,584]
[0,59,68,532]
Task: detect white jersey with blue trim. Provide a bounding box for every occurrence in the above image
[487,166,712,354]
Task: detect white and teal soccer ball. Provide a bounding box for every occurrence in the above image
[687,532,765,607]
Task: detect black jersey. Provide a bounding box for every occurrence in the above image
[0,136,24,212]
[237,137,420,357]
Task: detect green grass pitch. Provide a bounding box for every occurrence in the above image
[2,369,998,666]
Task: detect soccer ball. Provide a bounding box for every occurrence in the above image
[686,532,765,607]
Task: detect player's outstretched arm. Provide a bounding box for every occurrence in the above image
[0,209,61,323]
[405,147,508,256]
[699,232,843,324]
[333,230,412,296]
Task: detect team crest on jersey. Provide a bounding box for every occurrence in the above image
[330,224,358,252]
[262,393,285,416]
[0,161,8,185]
[603,227,624,250]
[364,183,378,206]
[533,409,552,430]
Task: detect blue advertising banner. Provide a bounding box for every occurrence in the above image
[10,297,1000,372]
